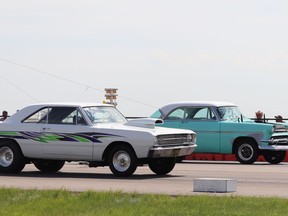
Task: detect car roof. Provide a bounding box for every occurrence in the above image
[159,101,236,115]
[27,102,113,107]
[5,102,114,123]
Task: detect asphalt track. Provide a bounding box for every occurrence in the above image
[0,161,288,198]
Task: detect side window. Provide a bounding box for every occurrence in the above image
[194,108,209,119]
[54,108,87,125]
[61,109,76,124]
[186,107,216,120]
[150,110,162,119]
[22,107,87,125]
[47,107,76,124]
[75,110,87,125]
[23,108,49,123]
[207,108,216,119]
[165,108,185,120]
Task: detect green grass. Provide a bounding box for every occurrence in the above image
[0,188,287,216]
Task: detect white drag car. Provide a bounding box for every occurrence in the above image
[0,103,196,177]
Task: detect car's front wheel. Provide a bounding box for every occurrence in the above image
[108,145,137,177]
[234,139,259,164]
[33,160,65,172]
[263,151,286,164]
[148,158,176,175]
[0,141,26,173]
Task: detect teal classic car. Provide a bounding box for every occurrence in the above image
[150,101,288,164]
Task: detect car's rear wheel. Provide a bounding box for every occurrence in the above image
[0,142,26,173]
[234,139,259,164]
[33,160,65,172]
[108,145,137,177]
[263,151,286,164]
[149,158,176,175]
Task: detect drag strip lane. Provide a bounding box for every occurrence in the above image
[0,161,287,198]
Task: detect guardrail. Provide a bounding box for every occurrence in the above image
[250,117,287,122]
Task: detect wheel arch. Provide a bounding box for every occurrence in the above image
[0,138,28,173]
[232,137,259,154]
[0,138,23,155]
[102,141,137,162]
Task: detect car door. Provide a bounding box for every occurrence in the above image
[38,106,93,160]
[164,106,221,153]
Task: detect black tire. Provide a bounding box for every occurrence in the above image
[149,158,176,175]
[0,141,26,173]
[34,160,65,172]
[234,139,259,164]
[176,156,184,163]
[108,145,137,177]
[263,151,286,164]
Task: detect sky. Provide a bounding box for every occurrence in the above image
[1,0,288,118]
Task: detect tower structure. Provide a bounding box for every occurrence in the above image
[104,88,118,106]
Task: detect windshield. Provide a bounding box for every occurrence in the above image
[83,106,127,124]
[216,106,245,121]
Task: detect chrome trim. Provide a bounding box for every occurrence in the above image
[149,144,197,158]
[262,138,288,145]
[156,134,195,145]
[259,145,288,151]
[273,125,288,133]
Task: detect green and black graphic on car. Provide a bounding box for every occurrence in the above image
[0,131,122,143]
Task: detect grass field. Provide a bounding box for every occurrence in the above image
[0,188,287,216]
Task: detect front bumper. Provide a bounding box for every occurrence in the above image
[261,138,288,151]
[148,144,197,158]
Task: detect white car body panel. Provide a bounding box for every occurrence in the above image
[0,103,197,162]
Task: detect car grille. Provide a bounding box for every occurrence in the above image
[156,134,193,145]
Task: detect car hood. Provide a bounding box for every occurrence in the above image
[92,118,195,136]
[124,118,163,128]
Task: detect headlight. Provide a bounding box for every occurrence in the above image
[273,125,288,133]
[187,134,192,142]
[154,137,158,145]
[187,134,196,143]
[192,134,196,143]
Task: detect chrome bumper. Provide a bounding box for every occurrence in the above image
[261,138,288,151]
[259,145,288,151]
[149,144,197,158]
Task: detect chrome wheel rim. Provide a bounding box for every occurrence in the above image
[112,150,130,172]
[238,144,253,161]
[0,147,13,167]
